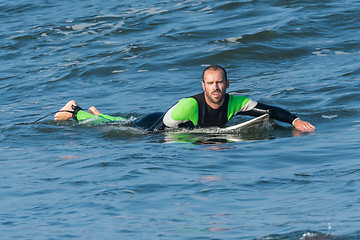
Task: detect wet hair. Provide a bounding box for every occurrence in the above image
[202,65,228,82]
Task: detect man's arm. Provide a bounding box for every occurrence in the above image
[241,102,315,132]
[162,98,199,129]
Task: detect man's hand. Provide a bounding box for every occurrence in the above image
[293,119,316,132]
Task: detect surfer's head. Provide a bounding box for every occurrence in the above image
[202,65,227,83]
[202,65,229,109]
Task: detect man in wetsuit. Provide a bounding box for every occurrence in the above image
[54,65,315,132]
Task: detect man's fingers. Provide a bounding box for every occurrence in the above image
[294,119,316,132]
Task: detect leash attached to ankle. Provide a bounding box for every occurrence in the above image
[71,105,83,121]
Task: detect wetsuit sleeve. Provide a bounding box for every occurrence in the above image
[163,98,198,128]
[241,101,298,125]
[227,95,258,121]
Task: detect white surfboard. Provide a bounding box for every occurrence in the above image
[221,114,269,132]
[184,114,269,134]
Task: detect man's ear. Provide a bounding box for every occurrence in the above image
[202,81,205,91]
[226,80,229,88]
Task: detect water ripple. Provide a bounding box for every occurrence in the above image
[1,0,360,239]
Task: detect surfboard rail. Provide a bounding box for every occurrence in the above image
[221,114,269,132]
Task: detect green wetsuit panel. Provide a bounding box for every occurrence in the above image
[171,98,199,126]
[76,110,126,123]
[227,95,250,121]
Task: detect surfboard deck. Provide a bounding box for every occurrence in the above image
[221,114,269,132]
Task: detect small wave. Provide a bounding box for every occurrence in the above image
[71,23,97,31]
[2,3,37,14]
[226,36,243,43]
[321,115,338,119]
[262,229,360,240]
[123,7,168,17]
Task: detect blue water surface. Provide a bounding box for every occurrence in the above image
[1,0,360,239]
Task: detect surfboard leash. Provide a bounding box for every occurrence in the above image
[20,110,74,125]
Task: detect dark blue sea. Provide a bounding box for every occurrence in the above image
[1,0,360,239]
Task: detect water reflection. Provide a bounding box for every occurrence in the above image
[163,124,273,145]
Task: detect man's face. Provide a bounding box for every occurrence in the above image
[202,69,229,108]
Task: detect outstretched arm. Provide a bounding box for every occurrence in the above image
[241,102,315,132]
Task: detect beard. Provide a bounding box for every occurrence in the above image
[205,90,225,105]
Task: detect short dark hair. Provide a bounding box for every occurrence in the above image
[202,65,227,82]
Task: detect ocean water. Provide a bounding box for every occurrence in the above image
[1,0,360,239]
